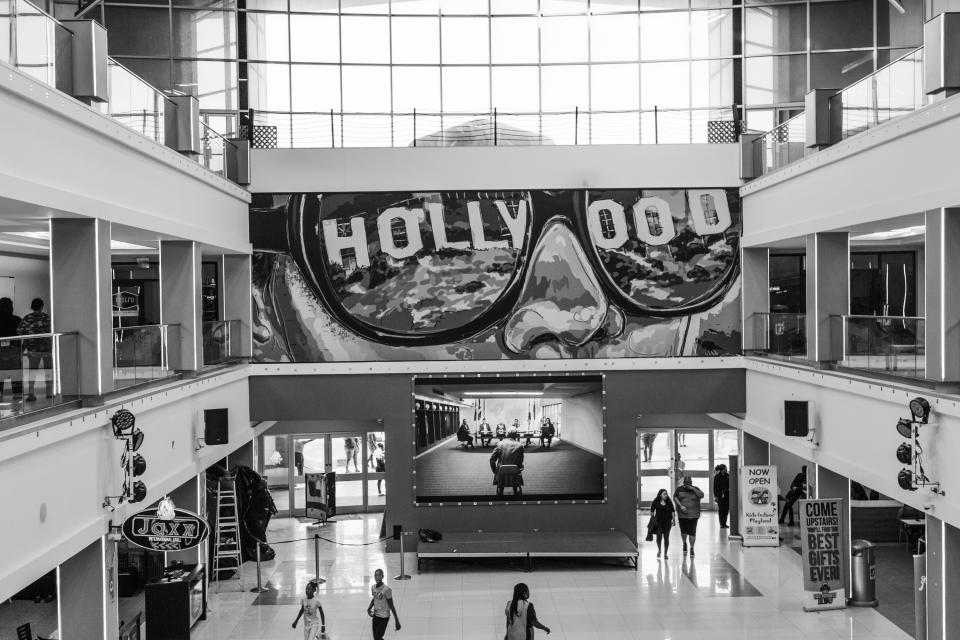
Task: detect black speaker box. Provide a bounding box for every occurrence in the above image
[784,401,809,437]
[392,525,402,541]
[204,408,229,445]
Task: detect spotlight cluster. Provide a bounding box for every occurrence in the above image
[895,397,942,495]
[103,409,148,510]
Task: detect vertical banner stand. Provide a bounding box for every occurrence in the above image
[395,532,411,581]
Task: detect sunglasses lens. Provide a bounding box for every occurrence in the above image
[315,192,529,334]
[587,189,740,312]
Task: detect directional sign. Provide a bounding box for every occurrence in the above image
[121,508,210,552]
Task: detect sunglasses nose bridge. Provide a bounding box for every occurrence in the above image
[502,219,610,354]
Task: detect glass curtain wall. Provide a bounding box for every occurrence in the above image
[82,0,928,145]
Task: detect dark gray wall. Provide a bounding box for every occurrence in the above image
[250,369,745,545]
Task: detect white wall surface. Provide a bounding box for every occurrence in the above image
[0,62,251,254]
[741,359,960,529]
[561,390,604,455]
[0,253,49,310]
[250,144,742,192]
[741,94,960,247]
[0,368,255,599]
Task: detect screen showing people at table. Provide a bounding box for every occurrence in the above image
[414,376,603,502]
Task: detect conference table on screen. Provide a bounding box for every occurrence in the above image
[474,430,540,446]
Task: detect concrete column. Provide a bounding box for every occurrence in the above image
[741,247,770,351]
[927,514,943,640]
[924,208,960,381]
[160,241,202,372]
[222,254,252,358]
[816,466,851,595]
[60,537,117,640]
[50,218,113,398]
[805,232,848,362]
[742,432,769,466]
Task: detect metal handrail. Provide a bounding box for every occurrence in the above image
[112,323,181,331]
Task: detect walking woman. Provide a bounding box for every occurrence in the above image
[504,583,551,639]
[651,488,676,559]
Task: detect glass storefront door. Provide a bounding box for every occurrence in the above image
[638,428,739,509]
[258,432,386,516]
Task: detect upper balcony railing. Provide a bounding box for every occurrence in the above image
[0,332,80,427]
[250,106,742,149]
[202,319,243,366]
[746,311,807,358]
[751,46,925,178]
[1,0,244,182]
[113,323,180,391]
[836,314,925,380]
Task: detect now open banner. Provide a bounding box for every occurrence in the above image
[740,465,779,547]
[799,498,847,611]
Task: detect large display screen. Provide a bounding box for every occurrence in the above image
[413,375,604,504]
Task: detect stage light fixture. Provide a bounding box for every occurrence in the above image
[121,450,147,477]
[111,408,136,436]
[131,428,145,451]
[909,397,931,424]
[896,417,913,438]
[896,443,912,464]
[129,481,147,503]
[898,469,916,491]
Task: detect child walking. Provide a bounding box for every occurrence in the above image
[292,580,326,640]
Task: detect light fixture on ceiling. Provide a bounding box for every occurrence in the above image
[851,225,925,242]
[460,391,544,397]
[887,0,906,14]
[4,231,155,251]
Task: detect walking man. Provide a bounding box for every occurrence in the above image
[713,464,730,529]
[367,568,401,639]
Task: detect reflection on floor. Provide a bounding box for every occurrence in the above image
[0,599,57,640]
[188,514,912,640]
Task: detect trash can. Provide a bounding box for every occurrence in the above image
[850,539,878,606]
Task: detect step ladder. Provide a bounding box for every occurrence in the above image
[212,477,243,588]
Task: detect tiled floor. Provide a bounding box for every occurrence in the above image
[189,514,913,640]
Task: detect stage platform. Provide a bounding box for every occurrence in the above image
[416,530,638,572]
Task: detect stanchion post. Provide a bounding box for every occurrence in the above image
[394,531,411,581]
[314,533,326,585]
[250,540,268,593]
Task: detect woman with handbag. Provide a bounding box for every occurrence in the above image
[650,489,676,559]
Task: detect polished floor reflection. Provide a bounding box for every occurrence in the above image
[189,515,911,640]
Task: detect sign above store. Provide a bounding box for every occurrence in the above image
[121,508,209,552]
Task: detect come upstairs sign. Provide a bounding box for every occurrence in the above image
[122,508,210,552]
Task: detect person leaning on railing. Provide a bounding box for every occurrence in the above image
[17,297,52,401]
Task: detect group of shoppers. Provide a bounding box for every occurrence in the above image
[647,464,731,558]
[0,296,51,401]
[292,570,549,640]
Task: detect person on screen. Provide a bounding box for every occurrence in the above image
[673,476,704,557]
[478,421,493,447]
[495,422,507,441]
[456,419,475,448]
[539,417,556,449]
[490,427,525,497]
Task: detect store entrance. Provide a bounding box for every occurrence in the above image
[637,428,738,510]
[260,431,385,516]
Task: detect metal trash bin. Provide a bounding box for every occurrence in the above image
[850,539,878,606]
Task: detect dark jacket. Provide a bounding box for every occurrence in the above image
[673,483,705,519]
[713,471,730,500]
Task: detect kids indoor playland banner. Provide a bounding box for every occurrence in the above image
[250,188,741,362]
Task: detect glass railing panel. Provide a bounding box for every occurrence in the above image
[113,324,178,390]
[0,333,79,424]
[834,47,924,141]
[840,315,925,378]
[748,312,807,357]
[202,319,241,366]
[14,0,58,86]
[753,112,806,176]
[106,60,169,144]
[199,120,235,176]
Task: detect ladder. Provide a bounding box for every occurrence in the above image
[212,477,243,587]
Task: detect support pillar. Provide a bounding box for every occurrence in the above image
[817,466,851,595]
[50,219,113,398]
[60,537,117,640]
[924,208,960,381]
[741,247,770,351]
[945,519,960,639]
[805,232,848,362]
[166,476,201,567]
[160,241,202,372]
[927,515,943,640]
[222,254,252,358]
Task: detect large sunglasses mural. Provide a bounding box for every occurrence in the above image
[250,188,741,362]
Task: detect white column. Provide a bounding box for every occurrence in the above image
[805,232,848,362]
[924,208,960,381]
[160,241,202,372]
[741,247,770,351]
